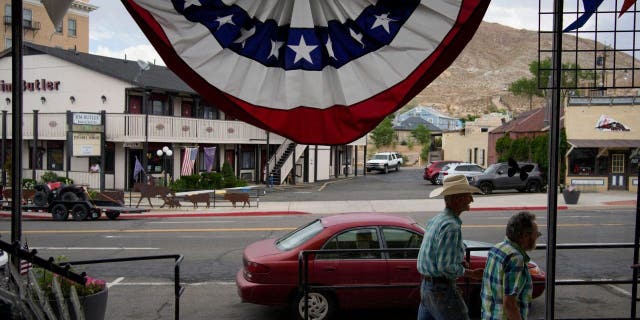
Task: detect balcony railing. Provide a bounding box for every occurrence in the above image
[3,16,41,30]
[0,113,287,145]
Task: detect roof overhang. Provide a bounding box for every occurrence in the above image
[568,139,640,148]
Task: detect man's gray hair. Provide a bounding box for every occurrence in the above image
[506,211,536,241]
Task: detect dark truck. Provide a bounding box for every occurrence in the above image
[20,182,147,221]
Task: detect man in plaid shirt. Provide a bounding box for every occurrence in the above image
[417,175,484,320]
[481,211,541,320]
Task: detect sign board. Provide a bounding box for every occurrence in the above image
[72,124,103,132]
[72,132,101,156]
[72,113,102,125]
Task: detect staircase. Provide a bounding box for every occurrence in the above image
[268,142,296,185]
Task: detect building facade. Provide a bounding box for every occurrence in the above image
[0,43,365,190]
[1,0,93,52]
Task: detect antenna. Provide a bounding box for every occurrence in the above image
[133,60,151,83]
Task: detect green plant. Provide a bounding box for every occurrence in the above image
[32,256,106,299]
[40,171,60,183]
[22,179,37,190]
[221,162,236,188]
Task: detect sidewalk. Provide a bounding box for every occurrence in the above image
[2,189,637,220]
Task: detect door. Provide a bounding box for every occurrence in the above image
[383,227,422,307]
[609,153,626,190]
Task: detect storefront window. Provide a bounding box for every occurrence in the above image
[47,144,63,171]
[569,148,597,175]
[88,142,115,173]
[241,148,255,169]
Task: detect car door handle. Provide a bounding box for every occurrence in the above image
[321,266,336,272]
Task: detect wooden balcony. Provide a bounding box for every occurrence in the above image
[0,113,286,145]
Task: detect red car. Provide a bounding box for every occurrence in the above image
[236,213,545,320]
[423,160,461,185]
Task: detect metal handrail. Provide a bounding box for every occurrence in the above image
[298,242,639,320]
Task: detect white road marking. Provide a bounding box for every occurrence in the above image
[33,247,160,250]
[605,284,633,297]
[107,277,125,289]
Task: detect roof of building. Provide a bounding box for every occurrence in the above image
[490,107,564,134]
[393,116,442,132]
[1,43,196,94]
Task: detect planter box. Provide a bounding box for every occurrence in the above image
[562,190,581,205]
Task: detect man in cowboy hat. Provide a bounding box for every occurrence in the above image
[417,174,484,320]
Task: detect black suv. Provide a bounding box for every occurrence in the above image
[469,162,545,194]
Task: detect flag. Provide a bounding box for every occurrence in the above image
[20,241,32,276]
[564,0,605,32]
[204,147,216,172]
[121,0,490,145]
[181,147,198,176]
[133,156,144,182]
[619,0,638,17]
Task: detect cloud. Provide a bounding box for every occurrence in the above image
[484,3,542,30]
[93,44,165,66]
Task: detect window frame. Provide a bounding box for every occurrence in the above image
[68,18,77,37]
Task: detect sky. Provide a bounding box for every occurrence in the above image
[88,0,633,66]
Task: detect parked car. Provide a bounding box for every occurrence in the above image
[366,152,402,173]
[470,161,545,194]
[236,213,545,320]
[423,160,461,184]
[435,162,485,185]
[391,152,404,166]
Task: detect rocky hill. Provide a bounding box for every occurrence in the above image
[413,22,639,117]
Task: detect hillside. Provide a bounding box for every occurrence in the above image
[413,22,639,117]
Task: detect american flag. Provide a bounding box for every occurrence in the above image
[20,241,32,276]
[181,147,198,176]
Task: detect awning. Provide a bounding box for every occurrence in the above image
[568,139,640,148]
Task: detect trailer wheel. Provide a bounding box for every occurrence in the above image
[33,191,48,207]
[51,204,68,221]
[89,210,102,220]
[106,212,120,220]
[71,204,89,221]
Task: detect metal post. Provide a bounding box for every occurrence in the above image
[545,1,563,318]
[32,109,38,180]
[100,110,106,191]
[632,163,640,318]
[1,110,6,187]
[10,0,24,267]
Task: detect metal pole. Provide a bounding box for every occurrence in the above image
[10,0,24,267]
[632,162,640,318]
[100,110,106,191]
[32,109,38,180]
[1,110,6,187]
[545,1,563,318]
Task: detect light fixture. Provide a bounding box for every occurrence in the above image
[156,149,163,157]
[162,146,169,153]
[40,96,46,104]
[69,96,75,104]
[4,98,9,105]
[101,95,107,103]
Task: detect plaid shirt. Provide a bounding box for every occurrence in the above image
[417,208,465,279]
[480,238,532,320]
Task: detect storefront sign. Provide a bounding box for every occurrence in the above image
[73,113,102,125]
[72,132,101,156]
[0,79,61,92]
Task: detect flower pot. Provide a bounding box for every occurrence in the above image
[562,190,580,205]
[51,287,108,320]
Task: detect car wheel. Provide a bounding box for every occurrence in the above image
[71,204,89,221]
[430,177,437,185]
[51,204,69,221]
[292,291,336,320]
[479,182,493,194]
[526,180,541,193]
[33,191,48,207]
[384,166,389,174]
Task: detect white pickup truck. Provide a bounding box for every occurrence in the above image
[366,152,402,173]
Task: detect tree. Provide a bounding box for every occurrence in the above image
[411,124,431,145]
[370,117,395,148]
[508,78,540,109]
[495,134,512,162]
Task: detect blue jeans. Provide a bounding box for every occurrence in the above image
[417,278,469,320]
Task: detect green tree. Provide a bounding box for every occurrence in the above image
[511,137,531,161]
[221,161,237,188]
[495,135,512,162]
[370,117,395,148]
[508,78,541,109]
[411,124,431,145]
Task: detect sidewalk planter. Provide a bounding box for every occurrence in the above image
[562,189,581,205]
[53,287,108,320]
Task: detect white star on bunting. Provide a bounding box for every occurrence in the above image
[268,40,284,59]
[183,0,201,10]
[349,28,364,48]
[233,27,256,48]
[288,35,317,64]
[215,14,234,30]
[326,36,337,60]
[371,13,396,33]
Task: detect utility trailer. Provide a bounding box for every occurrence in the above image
[18,182,148,221]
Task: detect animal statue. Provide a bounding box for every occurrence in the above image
[161,196,181,209]
[184,193,210,208]
[2,188,36,205]
[133,182,174,208]
[224,192,250,208]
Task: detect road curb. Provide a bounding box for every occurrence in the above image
[471,206,569,211]
[0,210,310,220]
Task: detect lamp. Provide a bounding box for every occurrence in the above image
[40,96,46,104]
[156,146,173,186]
[101,95,107,103]
[69,96,75,104]
[4,97,9,105]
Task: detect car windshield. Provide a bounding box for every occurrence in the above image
[372,154,388,160]
[483,163,501,174]
[276,219,324,250]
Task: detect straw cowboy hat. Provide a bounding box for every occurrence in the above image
[429,174,481,198]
